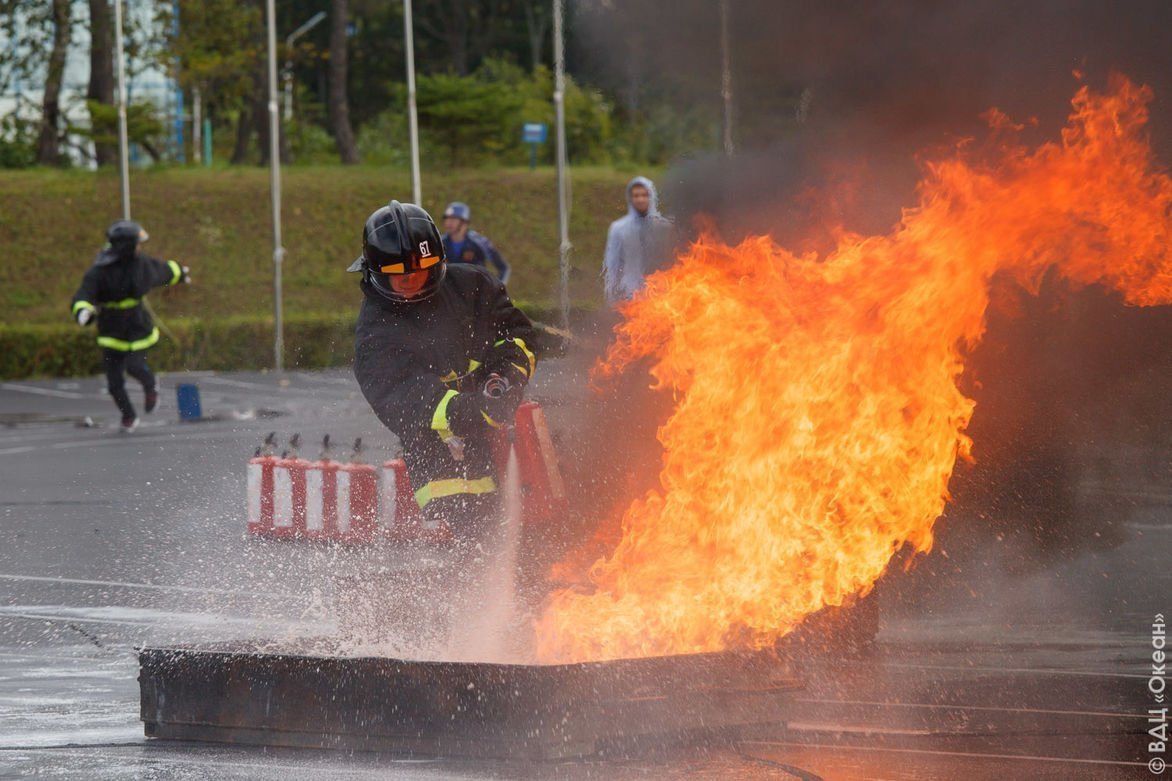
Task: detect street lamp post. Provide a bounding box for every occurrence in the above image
[265,0,285,372]
[553,0,571,332]
[113,0,131,218]
[404,0,421,204]
[282,11,327,122]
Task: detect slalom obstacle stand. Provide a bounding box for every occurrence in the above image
[247,434,378,544]
[246,401,566,545]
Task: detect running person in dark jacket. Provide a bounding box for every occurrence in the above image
[351,201,536,538]
[440,201,510,283]
[70,221,190,432]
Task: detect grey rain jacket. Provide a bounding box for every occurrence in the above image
[602,176,673,305]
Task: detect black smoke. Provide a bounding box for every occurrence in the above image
[571,0,1172,569]
[574,0,1172,241]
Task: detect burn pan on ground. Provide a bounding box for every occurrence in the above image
[139,642,801,760]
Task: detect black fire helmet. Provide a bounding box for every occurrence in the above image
[348,201,446,302]
[96,220,149,266]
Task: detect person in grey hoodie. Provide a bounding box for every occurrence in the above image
[602,176,673,306]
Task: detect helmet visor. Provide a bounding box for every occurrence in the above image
[377,254,441,275]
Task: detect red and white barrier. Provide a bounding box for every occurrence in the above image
[246,452,276,535]
[336,461,379,543]
[270,454,310,538]
[379,458,455,545]
[302,458,339,540]
[247,450,310,538]
[247,400,566,545]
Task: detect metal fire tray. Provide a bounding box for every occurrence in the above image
[139,642,801,759]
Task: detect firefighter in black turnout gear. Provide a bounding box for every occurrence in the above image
[351,202,537,538]
[70,221,190,432]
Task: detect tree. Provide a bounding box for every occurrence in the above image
[0,0,138,168]
[411,69,522,165]
[521,0,548,71]
[35,0,71,165]
[328,0,359,163]
[345,0,404,129]
[168,0,263,162]
[87,0,116,165]
[84,98,165,161]
[416,0,507,76]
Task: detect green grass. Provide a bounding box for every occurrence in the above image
[0,164,648,329]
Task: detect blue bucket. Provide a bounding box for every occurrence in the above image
[176,383,203,421]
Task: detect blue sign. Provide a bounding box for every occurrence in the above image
[522,123,548,144]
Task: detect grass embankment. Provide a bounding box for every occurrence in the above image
[0,165,639,378]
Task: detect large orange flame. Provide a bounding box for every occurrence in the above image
[536,76,1172,663]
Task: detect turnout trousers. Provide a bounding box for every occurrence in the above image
[102,347,155,419]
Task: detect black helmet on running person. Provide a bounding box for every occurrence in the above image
[95,220,149,266]
[347,201,446,302]
[106,220,149,248]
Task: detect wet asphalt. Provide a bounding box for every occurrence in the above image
[0,362,1166,780]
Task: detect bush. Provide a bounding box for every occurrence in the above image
[609,99,721,167]
[358,59,614,168]
[0,114,37,169]
[0,304,566,380]
[85,100,166,162]
[0,313,357,380]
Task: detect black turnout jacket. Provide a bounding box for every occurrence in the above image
[70,248,186,351]
[353,264,537,502]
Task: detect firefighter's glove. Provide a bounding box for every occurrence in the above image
[447,385,522,437]
[486,338,535,390]
[76,308,95,326]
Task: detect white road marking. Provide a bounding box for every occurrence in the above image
[0,611,157,627]
[198,376,285,391]
[0,383,88,399]
[0,605,330,633]
[0,748,439,773]
[0,573,302,600]
[0,726,144,750]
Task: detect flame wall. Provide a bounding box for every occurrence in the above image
[537,78,1172,663]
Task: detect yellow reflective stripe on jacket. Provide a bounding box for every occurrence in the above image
[72,300,96,315]
[514,338,535,373]
[494,337,536,376]
[167,259,182,285]
[96,327,160,352]
[415,476,497,509]
[102,297,140,309]
[431,389,459,440]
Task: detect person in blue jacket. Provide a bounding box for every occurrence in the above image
[440,202,510,284]
[70,221,190,432]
